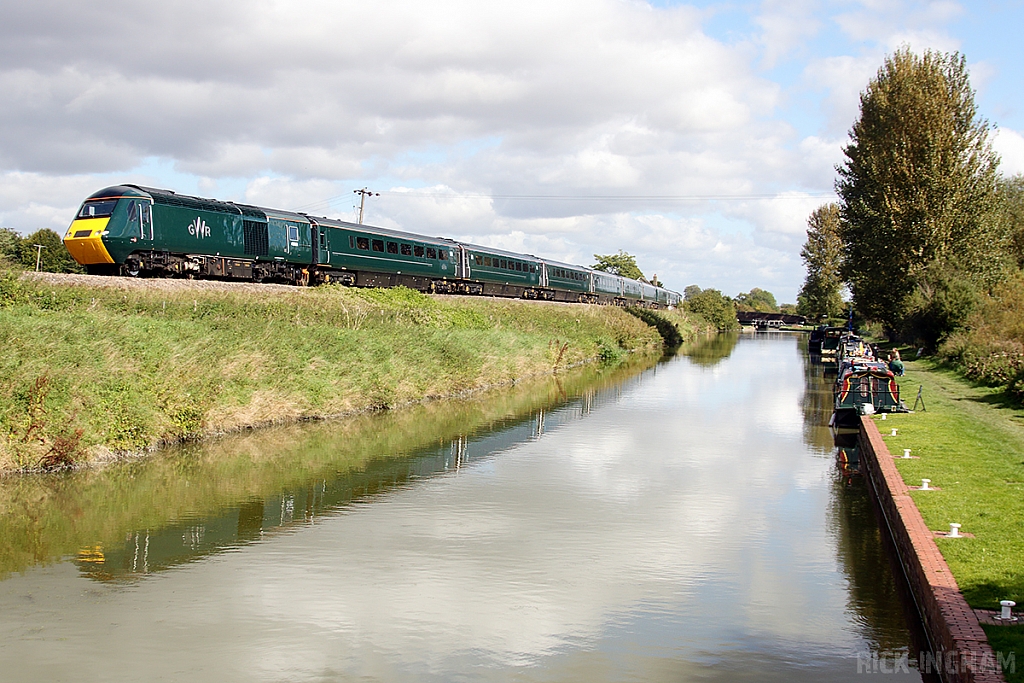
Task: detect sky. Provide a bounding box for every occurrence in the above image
[1,0,1022,302]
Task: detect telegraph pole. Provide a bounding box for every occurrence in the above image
[353,188,379,224]
[33,244,45,272]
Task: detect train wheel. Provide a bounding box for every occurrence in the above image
[124,260,141,277]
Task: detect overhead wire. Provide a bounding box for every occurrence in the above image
[289,190,838,214]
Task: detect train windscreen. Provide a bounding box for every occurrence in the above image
[77,200,118,219]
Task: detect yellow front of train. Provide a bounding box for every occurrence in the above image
[63,210,115,265]
[63,185,151,268]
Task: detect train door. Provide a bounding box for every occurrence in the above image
[126,200,152,244]
[540,263,548,287]
[315,224,329,265]
[458,245,470,279]
[140,201,152,241]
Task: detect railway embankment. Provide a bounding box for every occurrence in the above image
[861,357,1024,682]
[0,270,710,473]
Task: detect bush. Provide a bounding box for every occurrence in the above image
[938,271,1024,401]
[684,289,739,331]
[0,227,82,273]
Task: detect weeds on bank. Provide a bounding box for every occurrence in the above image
[0,272,690,470]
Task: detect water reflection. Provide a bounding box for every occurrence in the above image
[0,333,927,682]
[680,329,740,367]
[0,357,656,582]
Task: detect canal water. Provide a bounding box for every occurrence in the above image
[0,332,925,681]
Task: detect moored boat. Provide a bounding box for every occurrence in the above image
[831,356,904,427]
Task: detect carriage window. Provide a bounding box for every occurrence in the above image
[475,256,483,265]
[438,249,447,260]
[77,199,118,219]
[387,241,398,254]
[126,201,138,221]
[372,239,384,252]
[426,247,437,259]
[515,262,522,271]
[356,237,369,250]
[499,259,506,269]
[414,245,424,257]
[401,244,412,256]
[288,226,299,242]
[484,257,491,266]
[319,231,326,248]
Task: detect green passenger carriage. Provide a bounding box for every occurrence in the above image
[63,184,681,307]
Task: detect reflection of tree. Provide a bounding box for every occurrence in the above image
[827,471,928,657]
[800,336,837,448]
[680,331,739,367]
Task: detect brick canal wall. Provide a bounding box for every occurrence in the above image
[859,416,1005,682]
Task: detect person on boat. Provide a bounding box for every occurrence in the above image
[889,349,904,376]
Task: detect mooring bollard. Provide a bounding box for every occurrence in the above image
[903,448,911,458]
[948,523,961,537]
[1000,600,1017,621]
[920,478,931,490]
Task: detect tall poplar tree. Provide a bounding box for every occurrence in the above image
[797,203,844,320]
[836,48,1001,334]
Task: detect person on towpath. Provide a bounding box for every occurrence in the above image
[889,349,904,376]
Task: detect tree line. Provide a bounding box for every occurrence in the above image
[593,251,793,331]
[797,48,1024,401]
[0,227,81,273]
[798,48,1024,345]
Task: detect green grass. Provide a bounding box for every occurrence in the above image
[0,270,705,471]
[870,357,1024,680]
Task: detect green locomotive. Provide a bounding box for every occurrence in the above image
[64,184,681,307]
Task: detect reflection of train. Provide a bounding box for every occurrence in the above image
[63,185,681,307]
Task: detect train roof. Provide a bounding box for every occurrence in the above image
[455,241,544,262]
[304,215,459,247]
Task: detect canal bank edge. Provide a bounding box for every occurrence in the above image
[859,415,1005,682]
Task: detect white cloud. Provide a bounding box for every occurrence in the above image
[994,128,1024,177]
[0,0,1010,303]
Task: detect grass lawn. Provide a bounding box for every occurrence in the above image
[871,357,1024,681]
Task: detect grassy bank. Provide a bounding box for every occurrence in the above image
[872,358,1024,680]
[0,270,705,472]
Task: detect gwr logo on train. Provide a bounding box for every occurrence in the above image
[188,217,211,239]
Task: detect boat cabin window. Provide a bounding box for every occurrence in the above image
[78,199,118,219]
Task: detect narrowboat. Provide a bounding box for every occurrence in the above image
[831,357,903,427]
